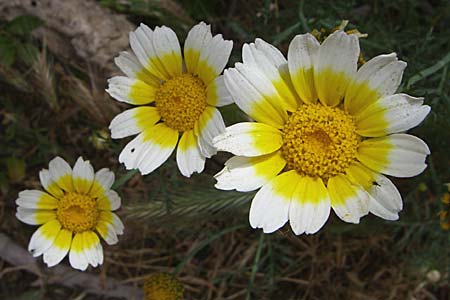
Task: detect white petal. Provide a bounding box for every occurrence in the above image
[288,33,319,73]
[243,42,298,111]
[106,76,156,105]
[184,22,213,75]
[356,93,431,137]
[16,190,58,209]
[357,133,430,178]
[328,175,369,224]
[109,212,125,235]
[69,233,89,271]
[48,156,73,192]
[235,63,289,118]
[289,176,331,235]
[287,33,320,104]
[368,174,402,220]
[194,107,225,158]
[96,221,119,245]
[224,68,286,129]
[206,75,233,107]
[118,123,178,175]
[345,53,407,115]
[115,51,142,78]
[94,168,115,191]
[254,38,287,68]
[214,151,286,192]
[96,242,104,265]
[314,31,359,106]
[43,229,72,268]
[16,207,56,225]
[197,33,233,85]
[176,130,206,177]
[152,25,183,78]
[129,23,170,80]
[39,169,64,198]
[89,168,115,200]
[99,211,125,236]
[346,162,402,221]
[129,23,154,68]
[39,169,52,188]
[28,220,61,258]
[114,51,160,87]
[249,171,298,233]
[82,231,102,268]
[72,157,94,194]
[213,122,282,157]
[98,190,121,211]
[109,107,160,139]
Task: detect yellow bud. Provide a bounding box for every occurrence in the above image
[144,273,184,300]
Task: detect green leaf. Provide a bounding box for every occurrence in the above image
[246,233,265,300]
[5,15,44,36]
[272,22,301,45]
[407,50,450,89]
[0,35,17,66]
[6,157,26,182]
[112,169,139,189]
[17,43,38,65]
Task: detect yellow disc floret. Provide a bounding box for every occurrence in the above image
[143,273,184,300]
[155,73,207,132]
[56,192,99,233]
[281,104,360,182]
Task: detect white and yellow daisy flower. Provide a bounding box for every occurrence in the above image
[16,156,124,270]
[107,22,233,177]
[214,31,431,234]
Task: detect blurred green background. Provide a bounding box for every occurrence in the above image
[1,0,449,299]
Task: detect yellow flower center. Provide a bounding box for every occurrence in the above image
[281,104,360,182]
[143,273,184,300]
[56,192,99,233]
[155,73,207,132]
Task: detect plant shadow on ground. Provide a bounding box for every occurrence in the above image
[1,0,449,299]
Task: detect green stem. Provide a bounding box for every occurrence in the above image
[112,169,139,189]
[246,233,265,300]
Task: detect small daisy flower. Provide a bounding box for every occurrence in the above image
[214,31,431,234]
[107,22,233,177]
[143,273,184,300]
[16,156,124,270]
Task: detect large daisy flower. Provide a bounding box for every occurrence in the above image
[16,157,124,270]
[213,31,431,235]
[107,22,233,177]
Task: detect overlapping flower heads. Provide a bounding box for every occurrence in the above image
[107,22,233,177]
[14,22,432,275]
[16,157,124,270]
[213,31,431,234]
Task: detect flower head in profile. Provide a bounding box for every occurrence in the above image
[214,31,431,234]
[107,22,233,177]
[143,273,184,300]
[16,156,124,270]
